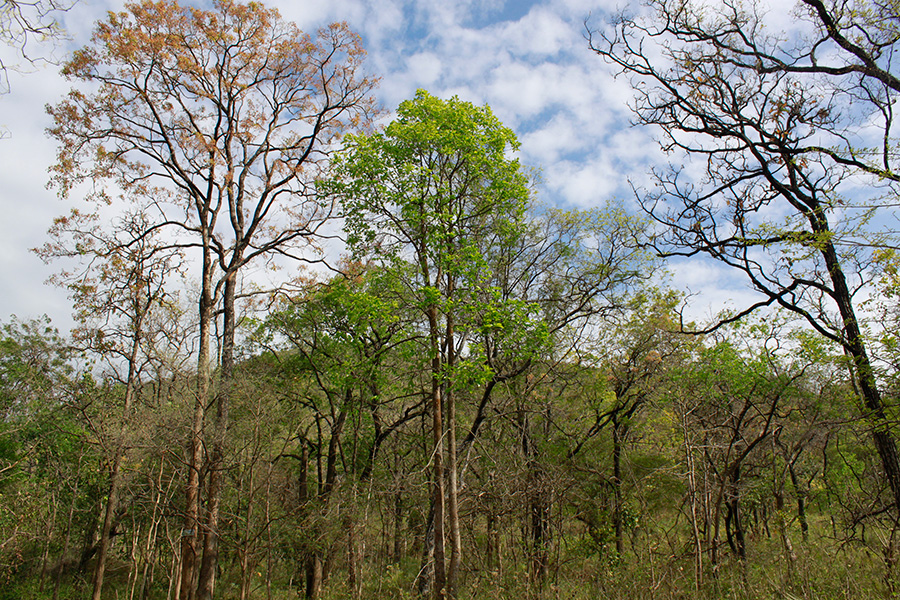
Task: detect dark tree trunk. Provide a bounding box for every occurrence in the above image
[724,468,746,560]
[819,221,900,514]
[198,271,237,600]
[180,250,214,600]
[787,462,809,542]
[612,420,624,557]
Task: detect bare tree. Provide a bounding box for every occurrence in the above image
[0,0,74,93]
[590,0,900,512]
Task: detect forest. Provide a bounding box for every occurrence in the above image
[2,0,900,599]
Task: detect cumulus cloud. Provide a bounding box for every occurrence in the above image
[0,0,796,329]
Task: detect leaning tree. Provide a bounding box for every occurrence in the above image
[591,0,900,512]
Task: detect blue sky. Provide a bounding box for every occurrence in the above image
[0,0,753,331]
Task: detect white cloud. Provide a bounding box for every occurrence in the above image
[0,0,784,331]
[543,157,620,208]
[490,6,573,57]
[667,258,766,325]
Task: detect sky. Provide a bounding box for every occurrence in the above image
[0,0,758,332]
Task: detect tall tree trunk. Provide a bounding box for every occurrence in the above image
[415,483,436,597]
[612,418,624,557]
[139,460,166,600]
[39,489,59,592]
[820,224,900,513]
[520,409,547,587]
[198,271,237,600]
[426,303,447,600]
[347,516,360,600]
[53,466,81,600]
[393,483,403,564]
[92,326,142,600]
[180,250,214,600]
[682,412,702,591]
[238,449,256,600]
[724,467,746,560]
[787,461,809,543]
[446,315,461,599]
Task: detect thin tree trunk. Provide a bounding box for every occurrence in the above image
[92,328,142,600]
[520,409,547,587]
[238,449,256,600]
[139,460,165,600]
[39,489,59,592]
[415,498,436,597]
[53,464,81,600]
[426,303,447,600]
[612,419,624,557]
[393,483,403,564]
[348,517,360,600]
[786,461,809,543]
[725,467,746,560]
[683,412,702,591]
[446,315,461,599]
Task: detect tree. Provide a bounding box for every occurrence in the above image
[255,266,425,599]
[0,0,73,95]
[0,316,83,585]
[590,0,900,513]
[585,290,685,557]
[327,90,531,599]
[37,208,181,600]
[46,2,377,597]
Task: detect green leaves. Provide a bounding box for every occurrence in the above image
[329,89,529,279]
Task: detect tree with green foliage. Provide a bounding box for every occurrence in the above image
[254,265,425,599]
[326,89,531,599]
[0,316,83,586]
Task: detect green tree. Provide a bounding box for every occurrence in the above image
[326,89,530,599]
[0,316,82,585]
[255,265,425,599]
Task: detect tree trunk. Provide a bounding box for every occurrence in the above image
[820,225,900,513]
[426,303,447,600]
[138,460,165,600]
[347,517,360,600]
[393,484,403,564]
[612,419,624,557]
[53,467,81,600]
[486,512,498,573]
[446,316,461,599]
[683,414,702,591]
[520,409,547,587]
[415,498,436,597]
[39,489,59,592]
[180,250,214,600]
[92,327,142,600]
[198,271,237,600]
[787,462,809,543]
[724,467,746,560]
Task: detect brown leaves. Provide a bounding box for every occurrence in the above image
[44,0,380,325]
